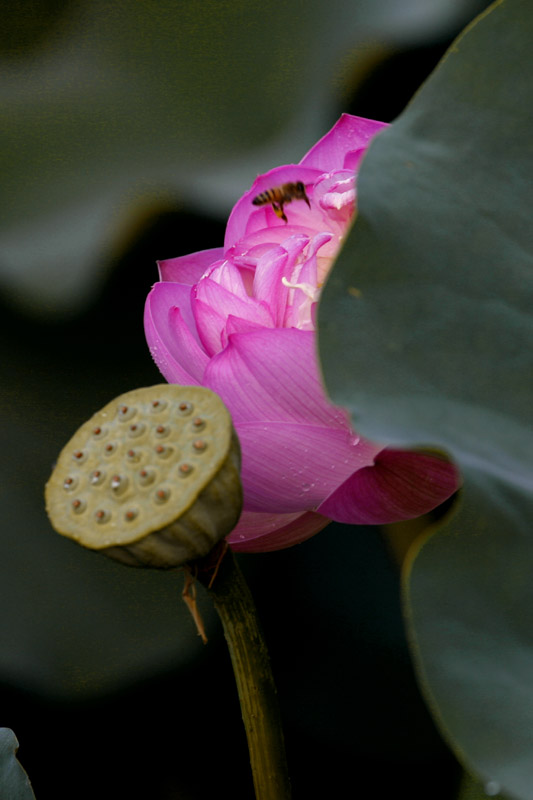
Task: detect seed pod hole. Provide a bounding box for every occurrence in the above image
[154,488,170,505]
[117,405,136,422]
[138,468,155,487]
[71,499,86,514]
[90,469,105,486]
[95,509,111,524]
[128,422,145,438]
[110,474,128,494]
[154,444,173,459]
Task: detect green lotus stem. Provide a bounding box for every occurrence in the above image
[199,547,292,800]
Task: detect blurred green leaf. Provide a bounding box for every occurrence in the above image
[318,0,533,797]
[0,729,36,800]
[0,0,485,317]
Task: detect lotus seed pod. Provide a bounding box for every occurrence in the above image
[45,385,242,568]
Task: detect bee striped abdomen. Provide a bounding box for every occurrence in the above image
[252,190,276,206]
[251,181,311,223]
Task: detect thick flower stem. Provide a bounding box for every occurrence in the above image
[198,547,292,800]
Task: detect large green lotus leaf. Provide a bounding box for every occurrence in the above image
[405,471,533,799]
[318,0,533,797]
[0,729,35,800]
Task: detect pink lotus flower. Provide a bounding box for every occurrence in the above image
[144,114,459,553]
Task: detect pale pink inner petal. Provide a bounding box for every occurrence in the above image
[312,170,356,229]
[204,259,250,300]
[193,279,274,355]
[252,246,290,324]
[283,232,331,328]
[253,235,309,325]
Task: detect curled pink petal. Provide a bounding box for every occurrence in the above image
[145,283,206,384]
[158,248,225,283]
[227,510,331,553]
[300,113,388,172]
[317,449,460,525]
[224,314,269,340]
[166,307,209,383]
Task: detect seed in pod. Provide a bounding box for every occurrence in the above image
[45,385,242,568]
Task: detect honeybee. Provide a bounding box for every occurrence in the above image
[252,181,311,223]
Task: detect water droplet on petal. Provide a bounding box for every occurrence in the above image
[484,781,501,797]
